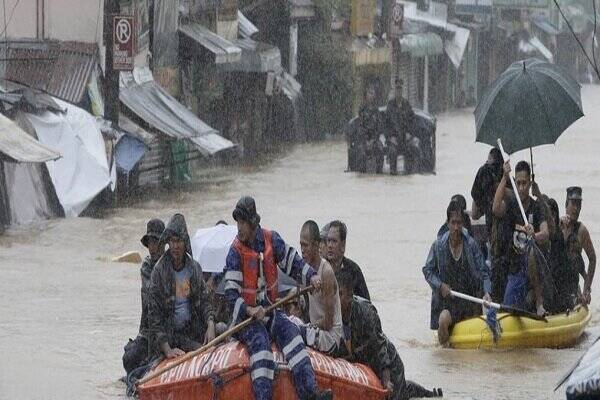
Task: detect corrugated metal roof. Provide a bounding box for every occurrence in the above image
[290,0,316,18]
[224,39,282,73]
[399,33,444,57]
[179,23,242,64]
[119,67,236,156]
[0,112,61,163]
[238,11,259,39]
[0,40,98,104]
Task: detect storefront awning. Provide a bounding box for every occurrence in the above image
[349,37,391,66]
[119,67,235,156]
[238,11,259,39]
[223,39,282,73]
[282,72,302,102]
[399,33,444,58]
[0,112,61,163]
[403,5,470,69]
[531,15,560,35]
[519,36,554,62]
[179,23,242,64]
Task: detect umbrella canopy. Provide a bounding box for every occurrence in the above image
[191,224,238,273]
[475,58,583,154]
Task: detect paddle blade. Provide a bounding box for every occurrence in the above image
[485,308,502,343]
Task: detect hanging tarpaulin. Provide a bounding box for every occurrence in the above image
[26,99,112,217]
[115,134,148,173]
[170,140,191,183]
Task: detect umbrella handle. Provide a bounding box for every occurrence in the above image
[497,139,530,227]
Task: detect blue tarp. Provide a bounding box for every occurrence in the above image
[115,134,148,173]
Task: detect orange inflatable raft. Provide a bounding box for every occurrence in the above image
[138,341,387,400]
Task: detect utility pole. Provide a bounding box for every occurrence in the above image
[104,0,120,125]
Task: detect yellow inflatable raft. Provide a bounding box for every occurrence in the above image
[449,305,591,349]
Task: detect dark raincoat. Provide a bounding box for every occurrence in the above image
[422,229,491,329]
[149,215,214,356]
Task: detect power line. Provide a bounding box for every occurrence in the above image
[0,0,20,38]
[552,0,600,81]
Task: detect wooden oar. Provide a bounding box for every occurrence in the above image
[137,285,313,386]
[451,290,548,322]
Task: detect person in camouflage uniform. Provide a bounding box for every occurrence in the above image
[384,78,416,175]
[122,218,165,375]
[337,274,442,399]
[356,84,385,173]
[148,213,216,359]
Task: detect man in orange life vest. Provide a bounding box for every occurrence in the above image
[223,196,332,400]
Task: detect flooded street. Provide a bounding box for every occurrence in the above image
[1,85,600,400]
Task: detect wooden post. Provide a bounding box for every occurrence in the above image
[423,55,429,113]
[104,0,121,125]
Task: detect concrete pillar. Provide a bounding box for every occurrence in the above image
[423,55,429,113]
[289,20,298,77]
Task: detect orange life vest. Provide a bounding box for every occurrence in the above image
[232,229,278,306]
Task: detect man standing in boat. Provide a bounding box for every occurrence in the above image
[298,220,343,354]
[384,78,416,175]
[149,214,216,358]
[123,218,165,375]
[423,200,492,346]
[337,273,442,399]
[561,186,596,305]
[492,161,549,316]
[223,196,332,400]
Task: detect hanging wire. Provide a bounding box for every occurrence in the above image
[0,0,20,37]
[552,0,600,80]
[592,0,599,78]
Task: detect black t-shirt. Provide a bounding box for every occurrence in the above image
[471,163,501,233]
[506,195,545,273]
[506,195,545,234]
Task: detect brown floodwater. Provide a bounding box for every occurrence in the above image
[1,86,600,400]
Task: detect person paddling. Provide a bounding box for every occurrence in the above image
[423,200,492,346]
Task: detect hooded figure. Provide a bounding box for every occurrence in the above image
[148,213,215,358]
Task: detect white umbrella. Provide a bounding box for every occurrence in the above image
[191,225,238,273]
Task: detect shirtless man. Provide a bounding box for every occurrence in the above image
[561,186,596,305]
[299,220,343,354]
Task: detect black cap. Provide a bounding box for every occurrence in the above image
[232,196,261,226]
[567,186,583,201]
[141,218,165,248]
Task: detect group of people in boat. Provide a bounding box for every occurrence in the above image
[348,78,431,175]
[425,148,596,346]
[121,148,595,398]
[122,196,442,399]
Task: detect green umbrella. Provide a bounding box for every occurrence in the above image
[475,58,584,158]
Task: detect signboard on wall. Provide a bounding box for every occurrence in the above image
[493,0,547,8]
[218,0,238,21]
[113,15,135,70]
[455,0,492,15]
[120,0,149,52]
[351,0,375,36]
[388,1,404,38]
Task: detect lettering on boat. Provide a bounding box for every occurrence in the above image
[159,345,235,384]
[156,343,369,386]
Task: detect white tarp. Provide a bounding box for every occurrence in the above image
[0,112,60,163]
[26,99,112,217]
